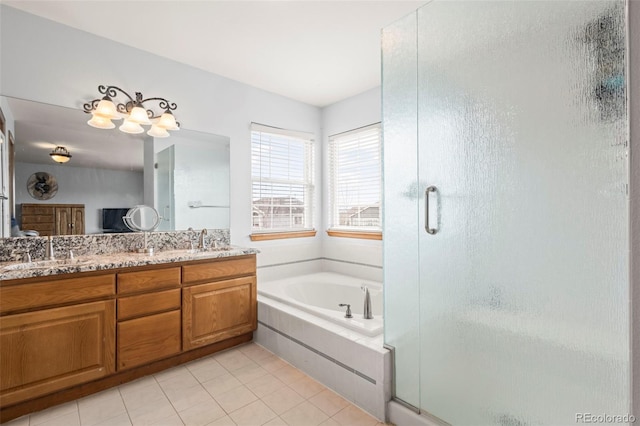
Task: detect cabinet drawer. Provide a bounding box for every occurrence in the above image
[117,310,181,370]
[117,267,181,295]
[118,288,181,321]
[0,275,116,314]
[182,256,255,285]
[21,205,54,216]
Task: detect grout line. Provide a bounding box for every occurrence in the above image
[258,320,377,385]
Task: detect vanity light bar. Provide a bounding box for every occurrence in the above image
[83,85,180,138]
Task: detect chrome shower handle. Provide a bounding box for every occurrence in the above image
[425,186,437,234]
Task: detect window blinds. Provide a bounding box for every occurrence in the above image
[251,123,314,232]
[329,123,382,231]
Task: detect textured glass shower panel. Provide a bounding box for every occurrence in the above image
[381,13,420,408]
[417,1,629,424]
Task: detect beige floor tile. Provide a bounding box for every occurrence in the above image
[165,383,217,412]
[288,375,326,399]
[244,374,287,399]
[262,417,288,426]
[30,401,78,426]
[157,369,200,393]
[78,388,127,426]
[127,398,177,426]
[280,401,329,426]
[213,385,258,413]
[231,364,269,384]
[259,355,289,373]
[229,400,277,426]
[260,386,305,415]
[238,343,274,362]
[178,399,227,426]
[215,349,257,372]
[142,412,184,426]
[36,411,81,426]
[117,376,157,397]
[332,405,378,426]
[119,382,167,412]
[189,360,229,384]
[202,372,243,397]
[274,365,307,385]
[308,390,350,417]
[1,415,29,426]
[91,412,132,426]
[206,415,237,426]
[318,419,341,426]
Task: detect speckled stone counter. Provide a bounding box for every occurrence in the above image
[0,245,259,281]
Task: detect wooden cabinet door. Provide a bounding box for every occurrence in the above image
[55,207,72,235]
[71,207,84,234]
[182,276,256,351]
[0,300,116,407]
[117,310,181,370]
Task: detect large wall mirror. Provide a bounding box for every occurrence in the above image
[1,96,230,238]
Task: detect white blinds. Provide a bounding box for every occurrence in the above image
[251,123,314,232]
[329,123,382,231]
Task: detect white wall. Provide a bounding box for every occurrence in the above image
[0,5,322,267]
[0,96,16,236]
[320,87,383,280]
[15,161,144,234]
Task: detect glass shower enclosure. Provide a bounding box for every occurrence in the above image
[382,1,630,424]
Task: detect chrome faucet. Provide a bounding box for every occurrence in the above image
[361,285,373,319]
[198,229,208,250]
[45,236,55,260]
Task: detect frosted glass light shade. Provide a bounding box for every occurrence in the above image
[147,124,170,138]
[156,111,179,130]
[87,114,115,129]
[94,98,121,120]
[119,119,144,134]
[128,106,152,125]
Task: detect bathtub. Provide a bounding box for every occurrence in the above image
[257,271,383,337]
[256,271,390,420]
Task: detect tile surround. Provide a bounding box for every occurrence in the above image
[2,343,390,426]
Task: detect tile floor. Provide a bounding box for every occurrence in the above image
[4,343,391,426]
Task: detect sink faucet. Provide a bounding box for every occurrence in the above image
[198,229,208,250]
[45,236,55,260]
[361,285,374,319]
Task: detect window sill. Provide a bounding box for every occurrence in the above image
[326,230,382,240]
[250,230,317,241]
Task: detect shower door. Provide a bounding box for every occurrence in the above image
[383,1,630,424]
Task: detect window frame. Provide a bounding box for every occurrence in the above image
[250,123,316,240]
[327,123,382,239]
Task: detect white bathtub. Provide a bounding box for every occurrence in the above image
[258,272,383,337]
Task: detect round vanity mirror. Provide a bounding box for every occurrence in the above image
[123,205,161,232]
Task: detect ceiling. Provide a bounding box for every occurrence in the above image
[4,0,427,107]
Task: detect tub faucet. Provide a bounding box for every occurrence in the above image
[198,229,208,250]
[339,304,353,318]
[361,285,374,319]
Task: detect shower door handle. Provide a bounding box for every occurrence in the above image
[425,186,437,234]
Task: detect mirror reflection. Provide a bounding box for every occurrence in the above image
[3,96,230,238]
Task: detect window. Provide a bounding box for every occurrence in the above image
[328,123,382,237]
[251,123,315,237]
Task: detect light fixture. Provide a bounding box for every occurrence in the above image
[83,85,180,138]
[50,146,72,163]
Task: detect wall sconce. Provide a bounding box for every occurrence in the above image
[83,85,180,138]
[50,146,72,163]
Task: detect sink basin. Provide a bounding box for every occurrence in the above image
[2,259,93,271]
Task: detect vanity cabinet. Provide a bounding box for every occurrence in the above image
[0,254,257,423]
[182,256,257,350]
[116,268,182,370]
[0,275,116,407]
[20,203,85,236]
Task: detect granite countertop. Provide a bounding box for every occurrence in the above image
[0,246,259,282]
